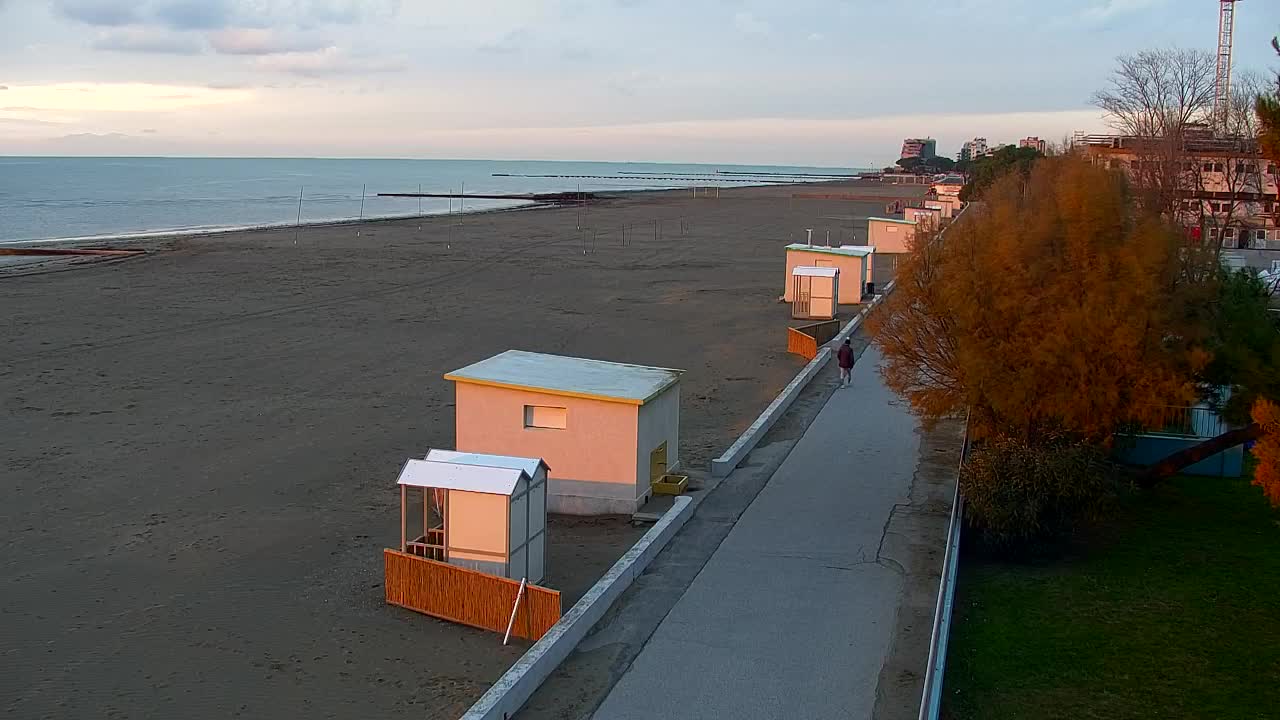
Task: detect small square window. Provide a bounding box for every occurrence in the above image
[524,405,567,429]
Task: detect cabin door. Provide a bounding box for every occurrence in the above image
[649,442,668,483]
[792,276,811,317]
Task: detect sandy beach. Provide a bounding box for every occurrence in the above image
[1,180,925,718]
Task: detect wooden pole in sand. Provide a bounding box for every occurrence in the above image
[294,186,304,244]
[417,184,422,215]
[357,183,366,237]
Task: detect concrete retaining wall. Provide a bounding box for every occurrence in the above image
[710,280,896,478]
[459,495,695,720]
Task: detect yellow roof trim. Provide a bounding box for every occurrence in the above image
[444,373,677,406]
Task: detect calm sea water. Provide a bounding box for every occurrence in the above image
[0,157,864,244]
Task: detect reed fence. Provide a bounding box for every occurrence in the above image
[787,319,841,360]
[383,549,561,641]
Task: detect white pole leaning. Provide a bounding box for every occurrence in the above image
[503,578,528,646]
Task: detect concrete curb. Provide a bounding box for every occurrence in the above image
[459,495,695,720]
[709,280,897,478]
[710,347,833,477]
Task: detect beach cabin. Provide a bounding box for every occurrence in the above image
[446,351,683,515]
[904,206,942,230]
[395,450,549,582]
[925,198,956,219]
[867,217,918,254]
[790,266,839,320]
[783,244,874,304]
[931,175,966,197]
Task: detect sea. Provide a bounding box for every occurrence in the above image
[0,157,867,244]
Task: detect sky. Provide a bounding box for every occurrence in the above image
[0,0,1277,166]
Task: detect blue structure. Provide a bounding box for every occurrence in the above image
[1114,405,1243,478]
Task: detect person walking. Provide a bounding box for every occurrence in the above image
[837,338,854,387]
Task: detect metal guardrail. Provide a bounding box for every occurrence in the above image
[917,203,973,720]
[1140,405,1230,439]
[918,414,969,720]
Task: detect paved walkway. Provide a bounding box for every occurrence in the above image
[592,347,925,720]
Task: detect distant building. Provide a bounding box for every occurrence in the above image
[900,137,937,160]
[959,137,988,162]
[1076,127,1280,265]
[931,175,966,198]
[1019,136,1047,153]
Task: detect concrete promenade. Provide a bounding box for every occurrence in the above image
[592,347,931,720]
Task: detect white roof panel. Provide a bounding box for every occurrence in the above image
[425,449,548,478]
[792,266,839,277]
[445,350,682,405]
[397,458,525,495]
[785,244,874,257]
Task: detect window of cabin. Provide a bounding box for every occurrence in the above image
[523,405,567,429]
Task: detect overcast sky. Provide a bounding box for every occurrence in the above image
[1,0,1277,165]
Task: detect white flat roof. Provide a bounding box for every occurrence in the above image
[867,216,918,226]
[425,449,548,478]
[445,350,683,405]
[785,244,874,257]
[397,457,526,495]
[792,266,839,277]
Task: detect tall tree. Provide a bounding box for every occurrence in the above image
[1145,36,1280,486]
[958,146,1041,201]
[869,156,1207,443]
[1257,37,1280,164]
[1092,48,1216,216]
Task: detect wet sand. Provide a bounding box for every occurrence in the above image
[1,181,925,718]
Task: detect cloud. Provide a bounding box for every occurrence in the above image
[141,128,159,133]
[0,116,67,127]
[254,47,406,77]
[478,28,530,55]
[0,83,252,112]
[58,132,132,141]
[153,0,232,30]
[54,0,139,26]
[207,28,324,55]
[92,27,204,54]
[732,11,769,36]
[55,0,400,31]
[1077,0,1163,24]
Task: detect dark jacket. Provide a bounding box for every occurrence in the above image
[837,344,854,369]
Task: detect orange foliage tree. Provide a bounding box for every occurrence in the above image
[868,155,1209,444]
[1252,398,1280,505]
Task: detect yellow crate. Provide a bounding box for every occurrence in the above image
[651,474,689,496]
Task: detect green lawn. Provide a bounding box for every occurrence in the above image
[943,473,1280,720]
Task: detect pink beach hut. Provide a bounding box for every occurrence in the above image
[446,351,683,516]
[790,266,839,320]
[395,450,549,583]
[904,206,942,230]
[783,243,874,304]
[867,217,918,254]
